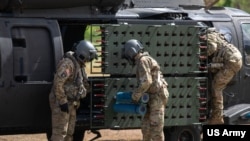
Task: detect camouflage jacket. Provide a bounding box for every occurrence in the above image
[52,51,89,105]
[206,28,242,64]
[132,52,167,102]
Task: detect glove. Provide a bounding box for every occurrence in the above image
[131,93,139,104]
[59,103,69,113]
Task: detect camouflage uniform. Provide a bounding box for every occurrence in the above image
[132,52,169,141]
[49,51,88,141]
[206,28,242,124]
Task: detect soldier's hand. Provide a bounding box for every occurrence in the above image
[131,93,140,104]
[131,97,139,104]
[59,103,69,113]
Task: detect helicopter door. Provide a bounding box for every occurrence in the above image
[0,18,63,130]
[239,21,250,102]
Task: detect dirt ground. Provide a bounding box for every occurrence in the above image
[0,129,142,141]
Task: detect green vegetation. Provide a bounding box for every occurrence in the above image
[215,0,250,13]
[84,25,101,45]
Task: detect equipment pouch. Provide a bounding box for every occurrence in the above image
[160,80,169,106]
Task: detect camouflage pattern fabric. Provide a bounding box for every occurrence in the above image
[49,51,88,141]
[206,29,242,124]
[132,52,169,141]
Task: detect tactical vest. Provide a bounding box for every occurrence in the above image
[63,52,88,101]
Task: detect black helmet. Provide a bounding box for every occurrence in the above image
[74,40,98,63]
[121,39,144,64]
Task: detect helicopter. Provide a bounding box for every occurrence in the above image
[0,0,250,141]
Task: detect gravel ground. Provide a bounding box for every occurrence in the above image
[0,129,142,141]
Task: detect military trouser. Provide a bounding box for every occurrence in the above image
[209,59,242,124]
[49,93,78,141]
[141,90,166,141]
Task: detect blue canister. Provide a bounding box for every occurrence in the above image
[115,91,133,104]
[115,91,149,104]
[113,103,147,115]
[140,93,149,103]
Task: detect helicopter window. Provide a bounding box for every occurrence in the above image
[218,27,233,43]
[241,23,250,65]
[11,26,54,82]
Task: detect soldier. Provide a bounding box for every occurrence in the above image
[121,39,169,141]
[49,40,97,141]
[201,28,242,124]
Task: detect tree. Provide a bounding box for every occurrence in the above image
[231,0,250,13]
[215,0,250,13]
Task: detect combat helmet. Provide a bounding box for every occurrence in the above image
[121,39,144,64]
[74,40,98,63]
